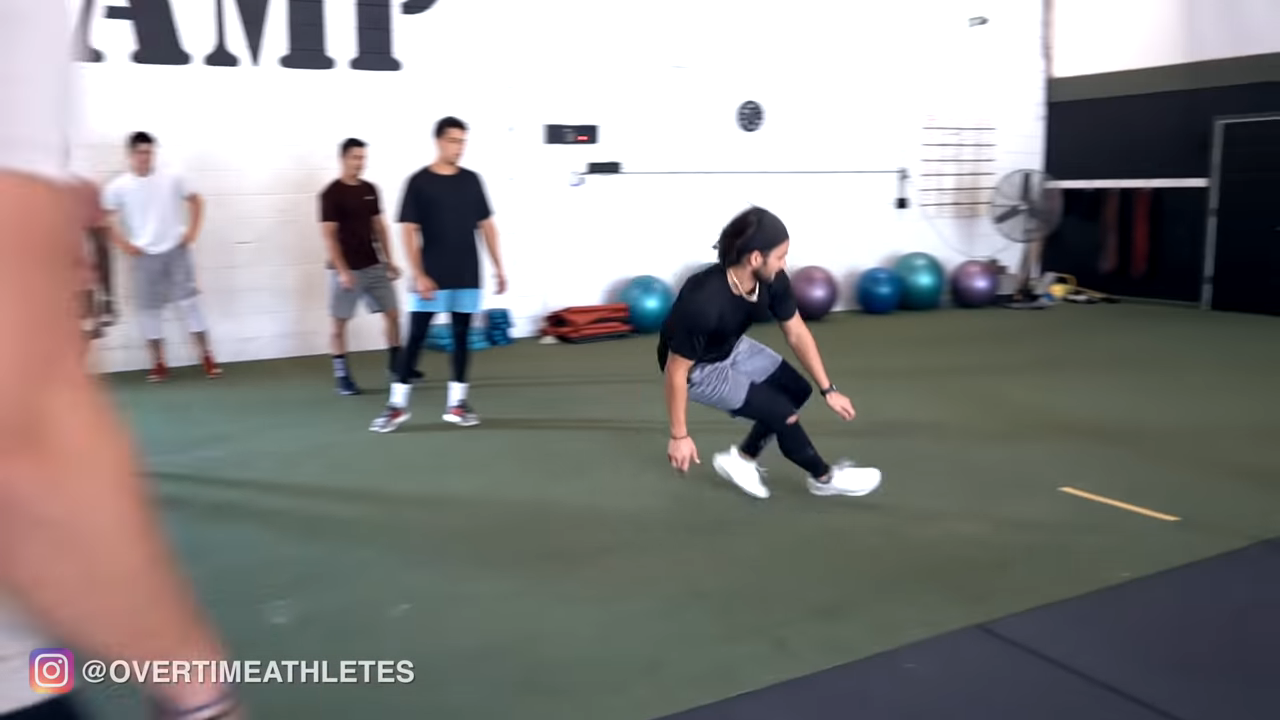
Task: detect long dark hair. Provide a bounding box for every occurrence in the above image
[715,206,789,266]
[715,207,764,267]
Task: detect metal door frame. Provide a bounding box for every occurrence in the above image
[1200,112,1280,310]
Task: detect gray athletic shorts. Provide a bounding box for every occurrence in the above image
[331,263,398,320]
[688,336,783,413]
[135,244,198,310]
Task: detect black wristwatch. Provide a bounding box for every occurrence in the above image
[820,384,837,396]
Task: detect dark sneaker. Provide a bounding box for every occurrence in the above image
[336,376,361,396]
[385,369,426,385]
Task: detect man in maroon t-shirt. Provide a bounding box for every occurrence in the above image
[319,138,406,395]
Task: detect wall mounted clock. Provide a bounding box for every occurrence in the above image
[737,101,764,132]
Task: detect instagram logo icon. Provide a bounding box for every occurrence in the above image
[29,649,74,694]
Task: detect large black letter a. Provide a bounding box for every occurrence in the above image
[98,0,191,65]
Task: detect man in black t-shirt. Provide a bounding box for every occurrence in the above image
[320,138,403,396]
[370,116,507,433]
[660,207,883,500]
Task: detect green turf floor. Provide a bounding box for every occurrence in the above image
[80,303,1280,719]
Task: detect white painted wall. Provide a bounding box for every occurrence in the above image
[71,0,1045,373]
[1052,0,1280,77]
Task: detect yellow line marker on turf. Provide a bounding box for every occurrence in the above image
[1058,486,1181,522]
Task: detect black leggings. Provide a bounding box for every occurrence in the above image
[731,361,830,479]
[89,228,112,305]
[396,311,471,385]
[82,228,113,320]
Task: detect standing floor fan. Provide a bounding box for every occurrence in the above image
[989,169,1065,309]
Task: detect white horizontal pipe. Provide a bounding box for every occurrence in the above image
[1046,178,1209,189]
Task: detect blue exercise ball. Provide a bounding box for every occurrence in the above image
[856,268,903,314]
[617,275,675,333]
[893,252,945,310]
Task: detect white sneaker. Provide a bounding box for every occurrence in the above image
[369,406,411,433]
[712,446,770,499]
[807,460,882,497]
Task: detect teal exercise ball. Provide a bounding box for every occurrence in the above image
[617,275,675,333]
[892,252,945,310]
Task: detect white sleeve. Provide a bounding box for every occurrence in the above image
[101,178,122,212]
[0,1,71,181]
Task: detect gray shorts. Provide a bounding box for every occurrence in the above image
[688,336,783,413]
[135,244,197,310]
[331,263,398,320]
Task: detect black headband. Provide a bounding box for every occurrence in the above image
[717,208,790,264]
[741,209,789,256]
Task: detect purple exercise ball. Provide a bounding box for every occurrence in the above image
[792,265,838,320]
[951,260,999,308]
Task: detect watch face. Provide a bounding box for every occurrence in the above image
[737,101,763,132]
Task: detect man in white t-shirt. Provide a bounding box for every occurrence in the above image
[1,2,241,719]
[102,134,222,382]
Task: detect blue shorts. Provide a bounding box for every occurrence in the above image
[409,288,482,314]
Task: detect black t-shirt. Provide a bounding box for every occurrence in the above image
[320,179,382,270]
[398,166,492,289]
[657,265,798,371]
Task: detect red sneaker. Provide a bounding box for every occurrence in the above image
[203,354,223,379]
[146,364,169,383]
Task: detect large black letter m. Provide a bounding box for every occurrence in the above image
[205,0,270,66]
[205,0,334,70]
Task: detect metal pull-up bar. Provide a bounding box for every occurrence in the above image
[574,163,912,208]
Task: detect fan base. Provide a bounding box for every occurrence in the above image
[1000,297,1053,310]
